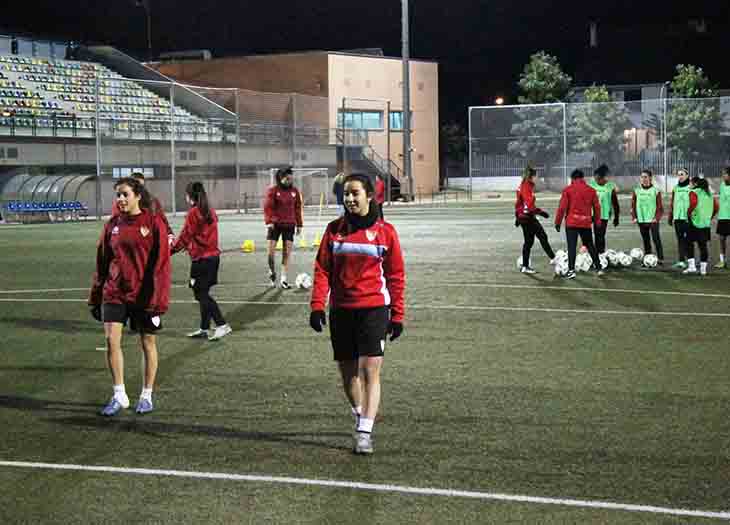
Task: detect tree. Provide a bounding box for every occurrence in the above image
[569,85,633,173]
[440,122,467,162]
[508,52,572,187]
[645,64,726,163]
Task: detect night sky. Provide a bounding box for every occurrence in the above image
[4,1,729,126]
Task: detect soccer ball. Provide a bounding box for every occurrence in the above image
[575,252,592,272]
[630,247,645,260]
[618,252,633,267]
[554,260,569,276]
[605,249,618,266]
[643,254,658,268]
[599,253,609,270]
[295,273,313,289]
[552,250,568,266]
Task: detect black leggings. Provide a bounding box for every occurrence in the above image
[687,226,710,263]
[194,285,226,330]
[520,218,555,268]
[673,220,689,262]
[638,223,664,260]
[594,219,608,254]
[566,227,600,271]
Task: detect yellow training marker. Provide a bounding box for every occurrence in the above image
[312,232,321,247]
[241,240,255,253]
[298,235,308,249]
[275,238,283,251]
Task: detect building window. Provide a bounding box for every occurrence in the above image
[6,147,18,159]
[112,167,154,179]
[337,110,383,130]
[389,111,413,131]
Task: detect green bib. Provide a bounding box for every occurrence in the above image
[690,189,713,229]
[589,180,615,220]
[672,184,691,220]
[719,182,730,221]
[634,185,658,223]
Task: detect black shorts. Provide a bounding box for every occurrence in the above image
[689,225,711,243]
[717,219,730,236]
[267,224,295,242]
[190,256,219,291]
[102,303,162,333]
[329,307,389,361]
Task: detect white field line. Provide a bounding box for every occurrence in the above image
[0,460,728,520]
[1,297,730,318]
[0,282,727,300]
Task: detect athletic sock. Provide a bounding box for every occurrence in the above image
[357,417,374,434]
[687,258,696,271]
[140,388,153,401]
[700,262,708,275]
[721,254,726,263]
[113,384,128,404]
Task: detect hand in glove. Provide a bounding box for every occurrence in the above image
[554,223,561,232]
[309,310,326,332]
[613,217,620,227]
[387,321,403,341]
[538,211,549,219]
[89,305,102,322]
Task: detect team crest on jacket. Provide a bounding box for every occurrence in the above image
[140,226,150,237]
[291,192,295,197]
[112,226,119,235]
[365,229,377,242]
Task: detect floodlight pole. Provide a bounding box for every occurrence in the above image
[94,74,103,220]
[401,0,413,200]
[235,89,241,213]
[660,81,669,193]
[170,83,176,215]
[562,103,568,185]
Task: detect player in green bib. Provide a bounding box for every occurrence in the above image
[668,168,691,269]
[631,169,664,266]
[588,164,620,254]
[714,167,730,269]
[684,176,719,276]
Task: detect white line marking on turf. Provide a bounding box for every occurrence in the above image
[0,461,727,520]
[435,283,730,300]
[2,297,730,318]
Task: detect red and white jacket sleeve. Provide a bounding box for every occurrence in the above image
[171,207,200,255]
[296,189,304,228]
[263,188,275,225]
[89,221,113,306]
[383,225,406,323]
[142,214,172,315]
[310,225,333,312]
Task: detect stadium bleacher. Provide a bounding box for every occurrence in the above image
[0,55,222,139]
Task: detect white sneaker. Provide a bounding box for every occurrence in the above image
[682,267,698,275]
[353,432,374,455]
[208,324,232,341]
[187,329,208,338]
[520,266,536,274]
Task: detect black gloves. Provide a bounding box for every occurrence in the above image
[387,321,403,341]
[668,217,673,227]
[514,218,520,228]
[309,310,326,332]
[538,211,549,219]
[613,217,619,227]
[554,224,561,232]
[89,305,101,322]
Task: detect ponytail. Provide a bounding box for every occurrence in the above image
[522,166,536,182]
[185,181,212,223]
[691,176,711,196]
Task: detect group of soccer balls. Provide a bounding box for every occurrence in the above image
[294,272,313,289]
[517,248,658,276]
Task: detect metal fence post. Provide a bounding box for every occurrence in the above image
[562,102,568,186]
[235,89,241,213]
[170,82,176,215]
[94,74,102,220]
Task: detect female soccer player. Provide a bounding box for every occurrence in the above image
[684,176,719,276]
[715,167,730,269]
[668,168,691,269]
[514,166,555,273]
[588,164,620,254]
[309,173,405,455]
[631,169,664,266]
[89,177,171,416]
[264,166,303,289]
[172,182,232,341]
[554,169,603,279]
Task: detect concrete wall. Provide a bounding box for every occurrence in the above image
[328,54,440,194]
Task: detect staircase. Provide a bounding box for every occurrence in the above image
[336,128,404,199]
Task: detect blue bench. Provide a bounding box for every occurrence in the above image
[3,200,89,222]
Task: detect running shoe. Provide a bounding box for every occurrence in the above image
[520,266,536,274]
[100,396,129,417]
[269,272,277,287]
[672,261,687,269]
[186,329,208,338]
[714,261,726,269]
[565,270,576,280]
[280,279,291,289]
[208,324,232,341]
[135,398,154,415]
[353,432,374,455]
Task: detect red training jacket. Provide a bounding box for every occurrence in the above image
[263,185,303,227]
[375,178,386,204]
[112,197,172,236]
[89,209,171,314]
[311,216,405,323]
[171,205,221,260]
[555,178,601,229]
[515,179,545,222]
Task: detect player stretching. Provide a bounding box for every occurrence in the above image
[309,173,405,455]
[684,177,718,276]
[264,166,303,289]
[714,167,730,269]
[172,182,232,341]
[588,164,620,254]
[515,166,555,273]
[89,177,171,416]
[631,169,664,267]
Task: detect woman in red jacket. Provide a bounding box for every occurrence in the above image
[554,169,604,279]
[172,182,232,342]
[309,173,405,455]
[264,166,303,289]
[515,166,556,273]
[89,177,171,416]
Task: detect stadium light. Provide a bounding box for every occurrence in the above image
[134,0,152,58]
[495,96,505,106]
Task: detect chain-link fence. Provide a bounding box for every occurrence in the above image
[0,73,338,220]
[468,97,730,194]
